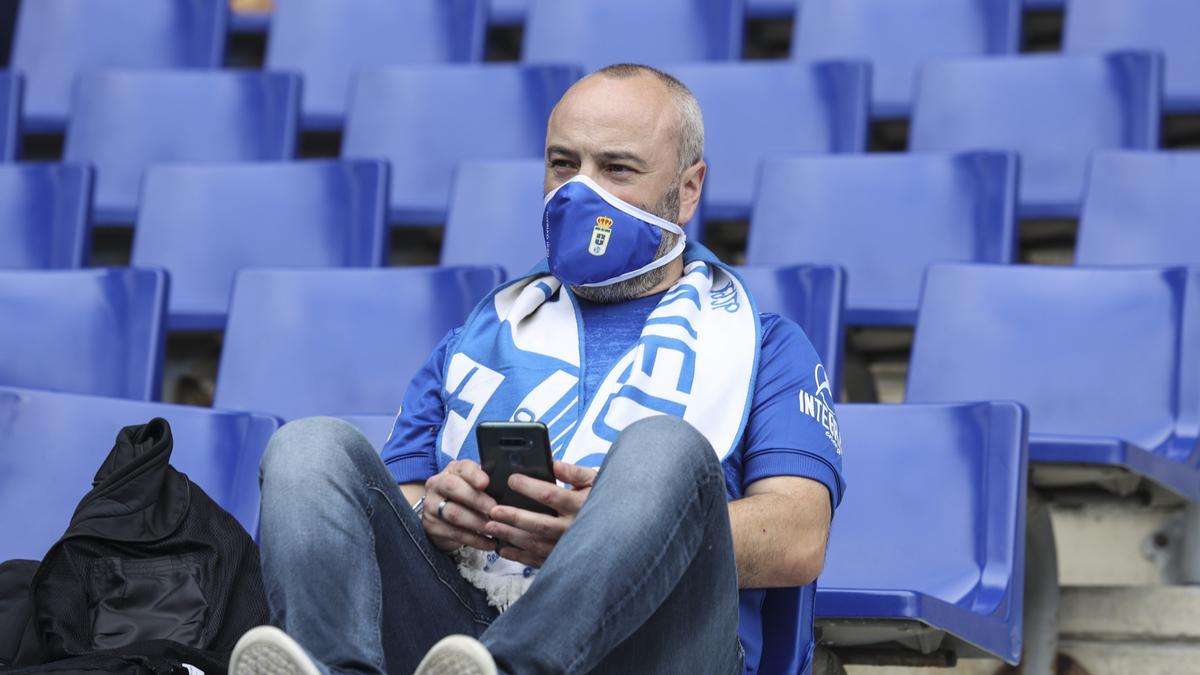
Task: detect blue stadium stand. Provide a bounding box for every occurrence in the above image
[791,0,1022,118]
[909,52,1161,219]
[522,0,742,72]
[817,402,1028,665]
[907,264,1200,502]
[745,0,795,19]
[1025,0,1063,7]
[130,160,389,331]
[669,61,871,220]
[0,163,92,269]
[488,0,527,26]
[342,65,578,226]
[63,71,300,226]
[745,152,1019,326]
[213,267,505,420]
[0,72,20,161]
[265,0,486,131]
[441,159,706,279]
[9,0,227,133]
[338,414,399,450]
[0,268,167,400]
[1076,152,1200,267]
[734,265,846,393]
[1064,0,1200,113]
[0,386,279,561]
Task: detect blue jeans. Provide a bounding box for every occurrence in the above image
[258,415,744,675]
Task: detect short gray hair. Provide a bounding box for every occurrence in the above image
[589,64,704,177]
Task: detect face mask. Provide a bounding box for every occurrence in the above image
[542,175,686,287]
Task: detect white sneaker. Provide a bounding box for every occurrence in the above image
[413,635,498,675]
[230,625,323,675]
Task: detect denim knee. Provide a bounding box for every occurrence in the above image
[603,416,724,490]
[260,416,376,490]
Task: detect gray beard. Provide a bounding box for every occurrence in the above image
[571,186,682,304]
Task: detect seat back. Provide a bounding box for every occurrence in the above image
[0,268,167,400]
[792,0,1022,117]
[1076,152,1200,267]
[10,0,226,131]
[342,64,577,225]
[131,160,388,330]
[0,72,20,160]
[668,61,870,219]
[0,386,278,561]
[63,71,300,224]
[819,401,1027,663]
[907,264,1196,458]
[734,265,846,391]
[265,0,486,129]
[522,0,742,72]
[214,267,505,419]
[0,164,92,269]
[909,52,1161,218]
[1064,0,1200,113]
[441,160,549,278]
[746,152,1018,325]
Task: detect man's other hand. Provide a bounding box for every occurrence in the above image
[422,460,498,553]
[485,461,598,568]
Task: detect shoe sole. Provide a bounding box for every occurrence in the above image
[230,625,323,675]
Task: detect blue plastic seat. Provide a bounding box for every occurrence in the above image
[265,0,486,130]
[0,72,20,161]
[745,152,1018,325]
[745,0,796,19]
[342,65,577,225]
[10,0,227,132]
[792,0,1022,118]
[214,267,505,420]
[489,0,527,25]
[668,62,870,220]
[522,0,742,72]
[817,401,1028,664]
[1025,0,1063,7]
[907,264,1200,501]
[1076,152,1200,267]
[0,164,92,269]
[909,52,1161,219]
[63,70,300,225]
[0,269,167,400]
[1064,0,1200,113]
[734,265,846,393]
[130,160,388,331]
[0,386,279,561]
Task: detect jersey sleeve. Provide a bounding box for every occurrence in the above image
[742,315,846,509]
[380,328,460,484]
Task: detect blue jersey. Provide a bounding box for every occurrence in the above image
[383,295,845,674]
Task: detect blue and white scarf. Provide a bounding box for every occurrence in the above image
[438,245,761,608]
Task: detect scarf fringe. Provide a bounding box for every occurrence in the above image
[455,547,535,612]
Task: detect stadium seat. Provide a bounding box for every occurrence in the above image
[0,72,20,161]
[0,268,167,400]
[745,0,796,19]
[792,0,1022,118]
[817,401,1027,664]
[265,0,486,130]
[130,160,388,331]
[1063,0,1200,113]
[0,386,279,561]
[907,264,1200,501]
[10,0,227,132]
[909,52,1161,218]
[1025,0,1063,8]
[214,266,505,420]
[1076,152,1200,267]
[441,160,706,279]
[669,61,871,220]
[745,152,1018,325]
[522,0,742,72]
[342,65,577,225]
[489,0,527,25]
[734,265,846,392]
[0,164,92,269]
[63,71,300,225]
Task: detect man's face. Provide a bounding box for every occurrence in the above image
[544,74,683,222]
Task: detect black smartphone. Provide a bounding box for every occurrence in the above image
[475,421,558,517]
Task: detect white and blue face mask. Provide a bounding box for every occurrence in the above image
[542,174,686,288]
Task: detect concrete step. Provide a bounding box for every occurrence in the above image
[1060,586,1200,642]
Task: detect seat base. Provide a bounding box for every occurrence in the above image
[1031,435,1200,503]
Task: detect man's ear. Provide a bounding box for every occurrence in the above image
[676,160,706,226]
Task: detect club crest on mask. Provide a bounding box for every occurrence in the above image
[589,215,613,256]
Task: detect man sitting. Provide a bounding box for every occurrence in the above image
[230,63,845,675]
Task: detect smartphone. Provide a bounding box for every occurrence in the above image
[475,421,558,517]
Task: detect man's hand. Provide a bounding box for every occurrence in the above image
[484,461,598,568]
[421,460,498,553]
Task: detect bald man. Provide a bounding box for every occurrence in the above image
[231,64,844,675]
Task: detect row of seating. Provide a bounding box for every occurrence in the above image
[3,149,1197,329]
